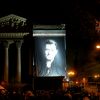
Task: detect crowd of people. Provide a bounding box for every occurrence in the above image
[0,80,99,100]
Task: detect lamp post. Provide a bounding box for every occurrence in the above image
[68,71,75,86]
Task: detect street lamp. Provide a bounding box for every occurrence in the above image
[96,45,100,49]
[94,74,99,78]
[67,71,75,85]
[68,71,75,76]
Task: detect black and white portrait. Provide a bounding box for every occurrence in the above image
[34,37,66,77]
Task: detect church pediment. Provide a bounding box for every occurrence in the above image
[0,14,29,32]
[0,14,27,23]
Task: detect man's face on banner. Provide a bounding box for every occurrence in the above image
[45,40,58,62]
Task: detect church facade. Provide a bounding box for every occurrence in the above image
[0,14,30,83]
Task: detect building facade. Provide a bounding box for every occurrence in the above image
[0,14,30,83]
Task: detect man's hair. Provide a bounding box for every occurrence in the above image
[45,39,57,49]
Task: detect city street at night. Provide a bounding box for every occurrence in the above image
[0,0,99,100]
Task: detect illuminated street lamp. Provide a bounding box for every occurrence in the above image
[68,71,75,76]
[67,71,75,82]
[96,45,100,49]
[94,74,99,78]
[96,44,100,49]
[93,74,100,88]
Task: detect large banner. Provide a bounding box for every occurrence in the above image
[33,30,66,77]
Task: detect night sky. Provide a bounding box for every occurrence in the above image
[0,0,99,23]
[0,0,100,78]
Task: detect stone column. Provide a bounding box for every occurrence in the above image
[3,41,10,83]
[16,40,23,83]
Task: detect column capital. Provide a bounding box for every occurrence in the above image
[3,40,13,48]
[15,40,23,48]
